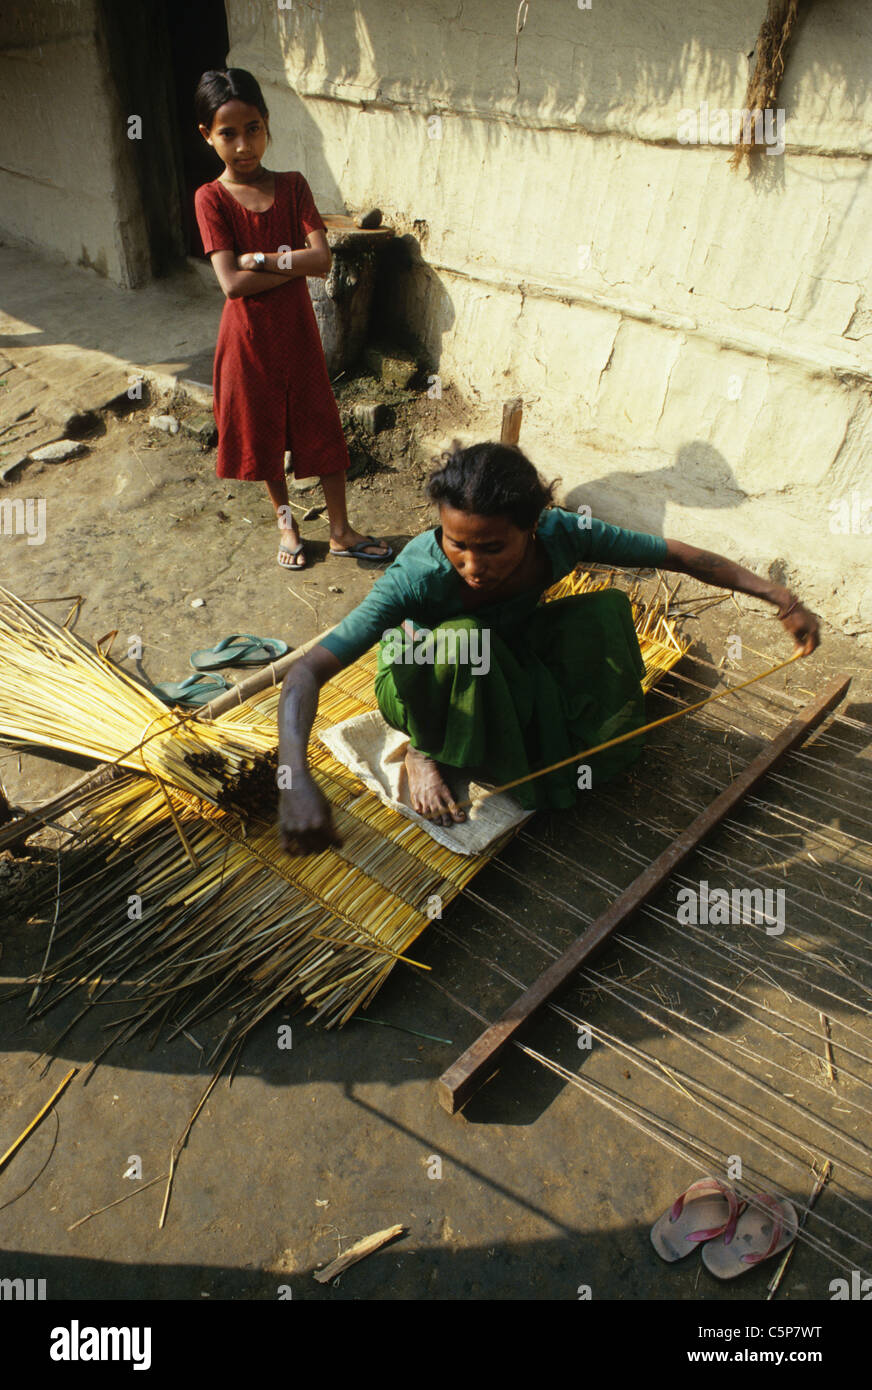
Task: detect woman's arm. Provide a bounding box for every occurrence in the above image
[276,540,433,852]
[209,231,331,300]
[277,643,345,855]
[661,538,820,655]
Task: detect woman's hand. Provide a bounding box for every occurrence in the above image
[661,541,821,658]
[278,772,343,857]
[779,600,820,656]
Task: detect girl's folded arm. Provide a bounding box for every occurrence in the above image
[207,247,287,299]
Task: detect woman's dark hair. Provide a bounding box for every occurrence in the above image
[427,440,556,530]
[194,68,271,142]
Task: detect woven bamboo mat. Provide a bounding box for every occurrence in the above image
[11,569,688,1049]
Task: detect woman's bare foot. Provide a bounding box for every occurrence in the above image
[405,745,466,826]
[329,527,391,560]
[277,521,306,569]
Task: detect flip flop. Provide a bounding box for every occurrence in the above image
[701,1192,798,1279]
[329,535,393,561]
[650,1177,744,1262]
[152,673,233,707]
[190,634,290,670]
[278,539,306,570]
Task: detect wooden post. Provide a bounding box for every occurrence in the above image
[436,674,851,1114]
[500,398,523,446]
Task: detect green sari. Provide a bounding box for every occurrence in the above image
[374,586,647,810]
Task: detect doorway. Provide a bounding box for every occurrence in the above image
[97,0,229,278]
[163,0,231,259]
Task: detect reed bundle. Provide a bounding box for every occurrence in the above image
[6,570,686,1053]
[0,587,275,815]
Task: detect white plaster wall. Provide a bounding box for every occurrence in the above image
[0,0,148,286]
[228,0,872,635]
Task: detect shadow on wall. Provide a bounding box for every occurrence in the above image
[341,0,870,135]
[257,84,346,221]
[565,442,748,539]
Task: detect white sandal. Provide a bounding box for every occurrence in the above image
[277,539,306,570]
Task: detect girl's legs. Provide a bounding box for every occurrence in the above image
[268,468,390,567]
[266,476,305,569]
[320,471,391,558]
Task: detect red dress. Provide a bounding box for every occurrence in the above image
[194,171,350,483]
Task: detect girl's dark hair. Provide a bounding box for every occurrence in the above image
[427,440,556,530]
[194,68,271,142]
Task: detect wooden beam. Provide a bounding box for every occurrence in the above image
[500,398,523,446]
[436,673,851,1114]
[0,762,125,853]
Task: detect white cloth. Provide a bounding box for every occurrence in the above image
[319,710,531,856]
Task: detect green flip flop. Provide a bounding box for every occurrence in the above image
[190,633,290,671]
[329,535,393,561]
[152,673,233,707]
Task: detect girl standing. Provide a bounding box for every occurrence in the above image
[193,68,391,570]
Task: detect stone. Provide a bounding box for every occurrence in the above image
[0,453,31,483]
[357,208,383,229]
[346,443,375,480]
[29,439,87,463]
[182,413,217,446]
[41,399,96,434]
[177,378,214,405]
[362,346,419,390]
[191,598,206,608]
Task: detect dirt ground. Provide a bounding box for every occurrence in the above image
[2,312,872,1314]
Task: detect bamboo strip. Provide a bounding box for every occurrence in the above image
[0,1068,77,1173]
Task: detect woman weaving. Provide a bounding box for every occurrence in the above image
[277,442,819,855]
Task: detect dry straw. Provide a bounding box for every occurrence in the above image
[0,587,276,815]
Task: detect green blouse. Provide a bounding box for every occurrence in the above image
[320,506,668,665]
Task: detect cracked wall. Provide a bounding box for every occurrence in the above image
[2,0,869,632]
[224,0,871,634]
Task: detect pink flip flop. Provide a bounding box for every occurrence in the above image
[650,1177,743,1262]
[701,1192,798,1278]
